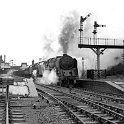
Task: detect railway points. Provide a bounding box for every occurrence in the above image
[35,82,124,124]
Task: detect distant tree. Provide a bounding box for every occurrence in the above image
[121,52,124,63]
[106,62,124,76]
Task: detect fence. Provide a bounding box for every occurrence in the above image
[87,69,106,80]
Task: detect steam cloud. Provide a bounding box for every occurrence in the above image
[33,68,58,84]
[38,69,58,84]
[32,70,37,77]
[42,35,61,60]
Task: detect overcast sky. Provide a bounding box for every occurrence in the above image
[0,0,124,66]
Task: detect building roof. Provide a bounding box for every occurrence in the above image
[10,66,21,70]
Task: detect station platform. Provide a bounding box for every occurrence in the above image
[2,77,39,97]
[75,79,124,95]
[25,78,38,97]
[105,81,124,92]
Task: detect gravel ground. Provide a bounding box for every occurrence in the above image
[13,97,73,124]
[23,106,72,124]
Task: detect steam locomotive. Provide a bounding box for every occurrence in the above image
[13,54,78,86]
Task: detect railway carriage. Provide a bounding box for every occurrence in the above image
[13,66,32,78]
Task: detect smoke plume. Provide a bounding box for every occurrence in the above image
[59,11,79,54]
[42,35,61,60]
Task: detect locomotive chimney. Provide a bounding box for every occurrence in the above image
[32,59,34,66]
[4,55,6,63]
[63,54,67,56]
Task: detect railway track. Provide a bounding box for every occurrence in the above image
[0,75,27,124]
[0,94,27,124]
[8,96,27,124]
[73,88,124,104]
[0,96,6,123]
[48,84,124,109]
[48,84,124,115]
[36,83,124,124]
[49,84,124,103]
[38,91,78,124]
[38,91,98,124]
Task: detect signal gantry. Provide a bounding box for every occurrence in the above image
[78,14,124,78]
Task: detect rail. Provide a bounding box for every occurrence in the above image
[6,99,9,124]
[38,89,85,123]
[5,85,9,124]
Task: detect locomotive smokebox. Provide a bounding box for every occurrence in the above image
[60,54,74,70]
[32,60,34,66]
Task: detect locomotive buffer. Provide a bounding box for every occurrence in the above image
[78,15,124,78]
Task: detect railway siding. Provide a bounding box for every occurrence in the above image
[10,97,71,124]
[35,83,124,124]
[2,75,74,124]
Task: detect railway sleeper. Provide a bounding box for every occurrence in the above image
[99,117,123,124]
[75,106,124,124]
[88,103,124,120]
[90,114,121,124]
[58,104,96,124]
[94,101,124,114]
[67,107,99,123]
[92,113,124,124]
[69,91,124,114]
